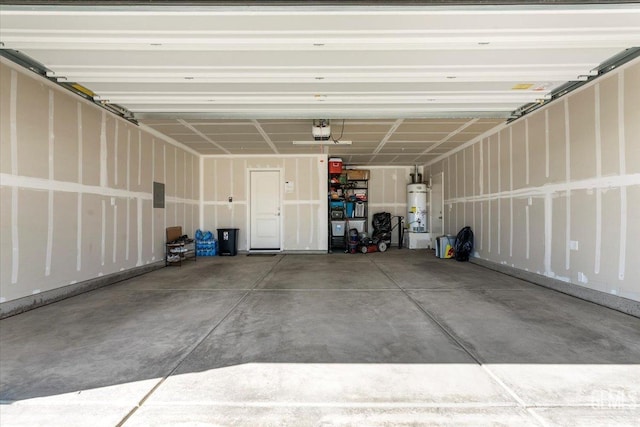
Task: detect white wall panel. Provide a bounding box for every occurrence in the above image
[425,58,640,302]
[0,60,198,305]
[625,65,640,175]
[53,91,79,184]
[599,77,621,177]
[201,155,326,252]
[367,166,415,246]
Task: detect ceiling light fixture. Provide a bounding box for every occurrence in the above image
[293,140,352,146]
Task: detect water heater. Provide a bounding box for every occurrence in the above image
[407,183,428,233]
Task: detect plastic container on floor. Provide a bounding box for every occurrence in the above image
[217,228,239,256]
[196,239,217,256]
[435,235,455,259]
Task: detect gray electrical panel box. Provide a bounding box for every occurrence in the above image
[153,181,165,208]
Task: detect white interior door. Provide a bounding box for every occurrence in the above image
[430,172,444,240]
[250,170,281,250]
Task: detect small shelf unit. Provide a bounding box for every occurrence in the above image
[165,226,197,266]
[328,168,369,252]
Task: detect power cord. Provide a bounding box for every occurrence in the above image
[330,119,345,143]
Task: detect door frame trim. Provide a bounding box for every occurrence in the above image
[429,171,445,243]
[247,168,284,252]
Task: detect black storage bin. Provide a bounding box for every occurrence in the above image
[217,228,239,256]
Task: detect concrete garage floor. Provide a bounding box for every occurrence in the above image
[1,249,639,426]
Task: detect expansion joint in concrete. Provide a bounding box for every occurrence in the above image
[365,256,542,425]
[116,255,286,427]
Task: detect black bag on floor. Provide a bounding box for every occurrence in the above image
[454,226,474,262]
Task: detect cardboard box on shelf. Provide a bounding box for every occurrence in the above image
[347,169,370,180]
